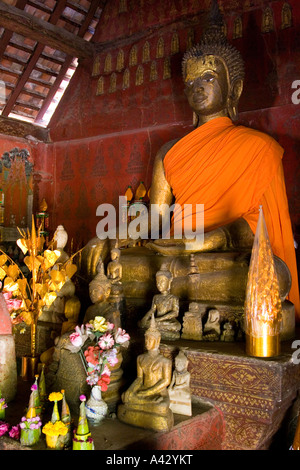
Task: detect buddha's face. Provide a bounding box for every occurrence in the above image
[145,332,160,351]
[156,274,171,293]
[184,55,229,118]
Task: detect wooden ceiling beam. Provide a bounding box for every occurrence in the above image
[0,1,95,59]
[0,115,50,142]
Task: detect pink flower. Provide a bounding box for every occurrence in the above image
[31,384,37,391]
[79,395,86,401]
[103,365,111,377]
[3,291,12,300]
[98,332,114,350]
[9,425,20,440]
[115,328,130,344]
[103,348,118,367]
[0,421,9,436]
[69,331,84,348]
[5,297,23,312]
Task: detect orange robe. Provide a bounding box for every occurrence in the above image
[164,116,300,320]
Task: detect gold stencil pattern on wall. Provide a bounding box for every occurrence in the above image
[104,53,112,73]
[233,16,242,39]
[117,49,125,71]
[109,73,117,93]
[142,41,151,63]
[262,6,274,33]
[171,32,179,55]
[96,77,104,95]
[150,61,158,81]
[156,37,164,58]
[281,2,292,29]
[123,68,130,89]
[92,56,100,77]
[129,45,138,66]
[135,65,144,86]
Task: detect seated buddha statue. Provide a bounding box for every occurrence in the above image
[117,313,173,432]
[138,266,181,340]
[80,2,299,325]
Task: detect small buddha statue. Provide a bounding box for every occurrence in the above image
[220,321,235,342]
[203,309,221,341]
[138,266,181,340]
[117,313,173,432]
[84,260,121,330]
[168,350,192,416]
[106,246,124,307]
[53,225,69,264]
[181,302,203,340]
[107,246,122,285]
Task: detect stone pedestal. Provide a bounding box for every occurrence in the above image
[160,337,300,450]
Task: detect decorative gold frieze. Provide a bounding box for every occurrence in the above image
[135,65,144,86]
[104,53,112,73]
[262,6,274,33]
[281,2,292,29]
[129,45,138,66]
[123,68,130,89]
[156,37,164,58]
[171,32,179,55]
[96,76,104,95]
[233,16,242,39]
[116,49,125,71]
[142,41,150,63]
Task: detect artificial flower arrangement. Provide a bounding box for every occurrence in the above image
[0,216,79,359]
[42,391,69,450]
[0,391,7,419]
[66,316,130,392]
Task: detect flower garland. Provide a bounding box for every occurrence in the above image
[66,316,130,391]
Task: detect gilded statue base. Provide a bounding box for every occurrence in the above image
[117,403,174,432]
[245,333,280,358]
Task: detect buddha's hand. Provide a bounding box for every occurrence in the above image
[145,230,228,255]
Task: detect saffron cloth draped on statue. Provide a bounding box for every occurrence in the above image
[164,117,300,320]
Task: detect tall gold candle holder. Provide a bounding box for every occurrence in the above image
[244,206,282,357]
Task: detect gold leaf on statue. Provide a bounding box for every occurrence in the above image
[0,254,7,266]
[17,238,28,255]
[66,263,77,279]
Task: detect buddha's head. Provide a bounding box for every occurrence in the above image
[156,266,173,294]
[182,2,245,124]
[64,297,81,321]
[175,350,189,373]
[110,247,120,261]
[145,313,161,351]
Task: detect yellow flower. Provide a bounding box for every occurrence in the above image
[90,316,108,333]
[42,420,68,436]
[48,392,63,402]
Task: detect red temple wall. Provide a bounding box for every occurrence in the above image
[41,0,300,253]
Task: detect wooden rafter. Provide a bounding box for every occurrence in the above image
[0,1,95,60]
